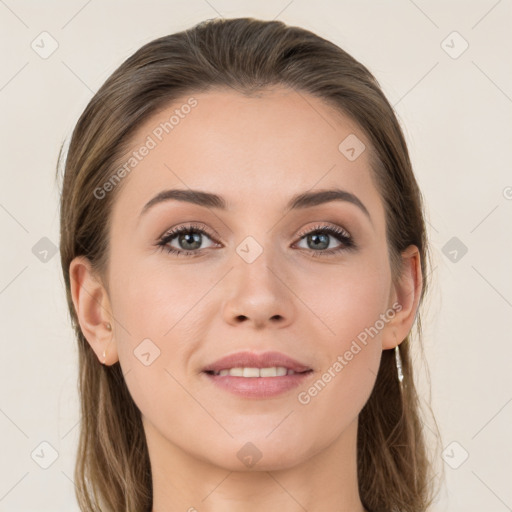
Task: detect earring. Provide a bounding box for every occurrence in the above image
[102,323,112,364]
[395,345,404,385]
[102,339,113,365]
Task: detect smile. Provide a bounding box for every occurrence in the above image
[205,366,312,377]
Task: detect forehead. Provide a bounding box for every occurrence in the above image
[110,86,385,224]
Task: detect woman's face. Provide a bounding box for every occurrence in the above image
[102,86,404,470]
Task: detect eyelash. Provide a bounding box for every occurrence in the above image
[155,222,355,258]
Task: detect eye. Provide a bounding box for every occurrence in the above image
[155,222,355,258]
[156,222,220,257]
[293,224,355,257]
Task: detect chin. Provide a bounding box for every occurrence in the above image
[203,437,315,472]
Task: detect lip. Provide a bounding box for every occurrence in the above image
[202,350,314,399]
[202,350,312,374]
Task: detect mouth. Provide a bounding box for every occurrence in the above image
[204,367,312,377]
[201,351,314,398]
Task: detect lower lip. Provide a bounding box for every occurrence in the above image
[203,371,313,398]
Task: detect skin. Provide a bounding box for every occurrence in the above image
[70,86,422,512]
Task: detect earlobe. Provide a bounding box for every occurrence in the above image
[381,245,422,350]
[69,256,119,365]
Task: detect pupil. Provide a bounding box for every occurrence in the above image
[309,233,329,250]
[180,232,201,250]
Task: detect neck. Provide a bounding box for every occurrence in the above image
[147,417,366,512]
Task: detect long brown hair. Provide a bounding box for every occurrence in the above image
[58,17,440,512]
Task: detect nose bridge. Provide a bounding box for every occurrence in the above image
[235,239,279,292]
[221,234,295,328]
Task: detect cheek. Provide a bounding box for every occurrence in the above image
[108,261,202,431]
[292,261,389,442]
[291,252,390,403]
[108,257,217,401]
[110,257,212,339]
[294,252,391,348]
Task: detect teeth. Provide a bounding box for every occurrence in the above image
[212,366,297,377]
[261,367,280,377]
[243,367,260,377]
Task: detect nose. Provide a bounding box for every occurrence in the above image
[221,252,296,330]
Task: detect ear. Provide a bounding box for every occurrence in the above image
[381,245,423,350]
[69,256,119,365]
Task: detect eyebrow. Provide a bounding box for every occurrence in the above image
[139,187,372,222]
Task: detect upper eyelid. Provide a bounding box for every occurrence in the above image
[296,223,351,238]
[159,222,216,239]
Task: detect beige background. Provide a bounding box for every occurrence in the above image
[0,1,511,510]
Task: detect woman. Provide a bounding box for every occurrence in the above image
[59,17,438,512]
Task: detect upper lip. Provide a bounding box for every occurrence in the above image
[202,351,312,373]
